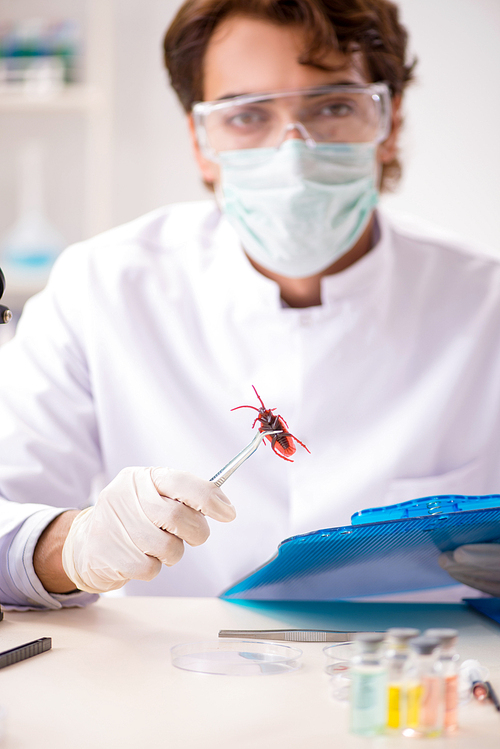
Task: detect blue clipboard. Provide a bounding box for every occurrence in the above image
[221,495,500,601]
[463,597,500,625]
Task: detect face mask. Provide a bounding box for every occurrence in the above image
[217,139,379,278]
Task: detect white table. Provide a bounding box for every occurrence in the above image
[0,596,499,748]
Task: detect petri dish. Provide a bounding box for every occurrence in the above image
[323,643,355,702]
[171,639,302,676]
[323,642,356,674]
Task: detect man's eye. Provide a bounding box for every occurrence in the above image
[224,110,268,129]
[317,102,355,118]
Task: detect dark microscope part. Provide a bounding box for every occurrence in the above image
[0,268,12,324]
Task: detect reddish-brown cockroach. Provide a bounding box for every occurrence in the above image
[231,385,310,462]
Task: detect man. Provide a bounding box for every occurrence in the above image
[0,0,498,610]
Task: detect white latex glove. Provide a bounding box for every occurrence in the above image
[62,467,236,594]
[439,544,500,597]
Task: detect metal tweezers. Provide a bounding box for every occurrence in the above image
[210,430,280,487]
[219,629,382,642]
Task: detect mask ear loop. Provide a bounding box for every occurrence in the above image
[214,179,226,214]
[279,122,317,150]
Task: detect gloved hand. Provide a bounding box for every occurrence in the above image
[439,544,500,597]
[62,466,236,594]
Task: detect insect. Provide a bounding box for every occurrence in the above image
[232,385,310,462]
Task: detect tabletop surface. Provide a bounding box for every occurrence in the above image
[0,596,499,749]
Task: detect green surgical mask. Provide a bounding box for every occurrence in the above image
[218,139,379,278]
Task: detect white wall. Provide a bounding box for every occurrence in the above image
[1,0,499,251]
[381,0,500,251]
[111,0,207,227]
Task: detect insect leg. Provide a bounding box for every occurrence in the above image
[289,434,311,453]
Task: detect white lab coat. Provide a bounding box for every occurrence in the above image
[1,201,500,609]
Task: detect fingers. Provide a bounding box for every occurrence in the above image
[98,485,188,568]
[88,467,236,585]
[438,550,455,572]
[133,521,186,567]
[130,467,235,554]
[149,496,211,547]
[438,547,500,597]
[150,467,236,522]
[439,571,500,597]
[439,545,500,573]
[451,544,500,569]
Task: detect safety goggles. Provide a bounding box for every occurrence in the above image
[192,82,392,162]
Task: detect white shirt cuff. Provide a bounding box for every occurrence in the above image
[3,507,99,611]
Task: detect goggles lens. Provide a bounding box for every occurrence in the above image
[193,83,391,160]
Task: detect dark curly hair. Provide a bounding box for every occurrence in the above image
[163,0,416,190]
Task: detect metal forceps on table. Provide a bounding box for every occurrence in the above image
[209,430,281,487]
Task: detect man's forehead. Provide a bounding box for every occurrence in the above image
[202,15,370,102]
[214,79,364,102]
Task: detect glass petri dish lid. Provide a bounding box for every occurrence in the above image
[171,639,302,676]
[323,642,356,674]
[323,643,355,701]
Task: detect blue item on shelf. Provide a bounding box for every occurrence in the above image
[221,496,500,601]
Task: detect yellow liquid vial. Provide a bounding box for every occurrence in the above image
[387,684,402,728]
[406,683,422,729]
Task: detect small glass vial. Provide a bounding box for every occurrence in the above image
[425,628,459,732]
[385,627,420,731]
[349,633,387,737]
[404,636,444,738]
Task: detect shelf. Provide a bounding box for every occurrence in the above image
[0,0,114,245]
[0,84,104,113]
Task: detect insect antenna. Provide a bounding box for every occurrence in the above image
[252,385,269,411]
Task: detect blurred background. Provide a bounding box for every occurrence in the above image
[0,0,499,339]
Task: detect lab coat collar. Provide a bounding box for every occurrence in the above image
[320,209,392,305]
[210,205,392,310]
[209,206,283,308]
